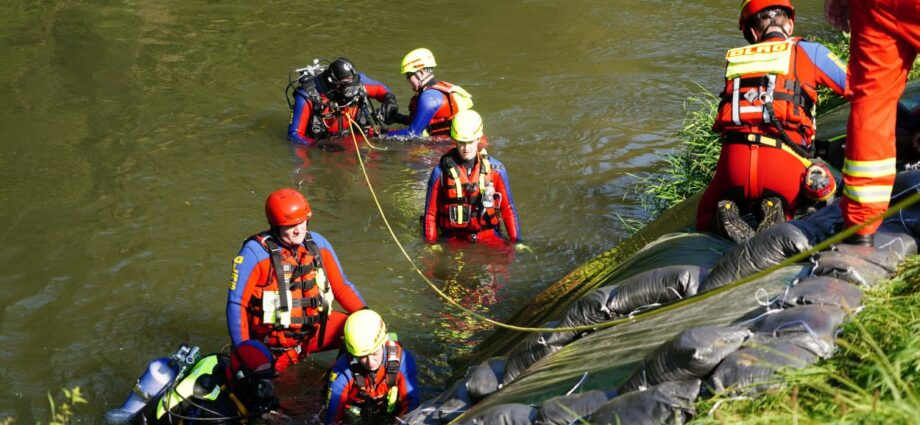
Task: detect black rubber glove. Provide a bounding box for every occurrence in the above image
[379,94,400,125]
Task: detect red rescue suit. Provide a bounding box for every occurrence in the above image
[423,149,520,244]
[697,35,847,231]
[841,0,920,235]
[227,231,367,372]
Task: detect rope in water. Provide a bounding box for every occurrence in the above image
[344,115,920,333]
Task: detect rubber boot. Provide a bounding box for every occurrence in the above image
[844,233,875,247]
[756,197,785,233]
[717,200,755,244]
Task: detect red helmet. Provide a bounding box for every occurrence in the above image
[739,0,795,30]
[265,188,312,226]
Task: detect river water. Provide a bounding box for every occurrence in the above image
[0,0,834,421]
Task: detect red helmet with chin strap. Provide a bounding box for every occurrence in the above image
[739,0,795,30]
[265,188,312,226]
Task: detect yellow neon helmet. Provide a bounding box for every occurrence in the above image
[450,110,484,143]
[343,309,388,357]
[400,48,437,74]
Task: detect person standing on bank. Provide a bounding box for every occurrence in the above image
[227,188,368,373]
[825,0,920,246]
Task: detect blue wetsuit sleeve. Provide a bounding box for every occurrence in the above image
[491,159,521,241]
[799,41,847,95]
[387,90,444,137]
[227,242,267,345]
[288,93,315,145]
[325,355,353,425]
[400,349,420,412]
[359,73,393,102]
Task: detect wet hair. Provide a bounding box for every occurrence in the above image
[747,7,790,33]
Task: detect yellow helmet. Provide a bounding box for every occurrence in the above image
[343,309,388,357]
[450,110,484,143]
[401,48,437,74]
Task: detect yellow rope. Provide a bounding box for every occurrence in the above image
[345,112,920,334]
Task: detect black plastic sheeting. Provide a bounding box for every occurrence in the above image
[503,265,703,385]
[588,379,701,425]
[454,403,537,425]
[402,358,507,425]
[536,390,612,425]
[618,326,750,393]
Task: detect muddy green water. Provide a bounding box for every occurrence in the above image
[0,1,834,421]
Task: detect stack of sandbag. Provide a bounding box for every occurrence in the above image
[401,358,506,425]
[704,272,866,396]
[502,266,703,385]
[618,326,750,393]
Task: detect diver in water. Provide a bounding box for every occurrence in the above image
[696,0,848,243]
[287,57,398,146]
[422,110,521,245]
[383,48,474,139]
[324,310,418,425]
[105,340,278,425]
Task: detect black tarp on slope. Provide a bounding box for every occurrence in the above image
[454,265,805,418]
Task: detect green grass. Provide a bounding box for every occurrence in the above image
[690,255,920,425]
[0,387,86,425]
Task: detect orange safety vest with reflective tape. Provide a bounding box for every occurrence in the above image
[714,38,818,145]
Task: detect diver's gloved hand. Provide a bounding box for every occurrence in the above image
[379,94,400,125]
[514,243,532,253]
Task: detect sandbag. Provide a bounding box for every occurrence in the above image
[536,390,612,425]
[403,359,508,424]
[467,358,506,403]
[755,304,846,358]
[811,250,891,287]
[455,403,537,425]
[703,224,812,291]
[618,326,750,393]
[705,340,818,396]
[503,321,571,386]
[565,266,702,325]
[832,244,903,273]
[589,379,701,425]
[778,276,863,311]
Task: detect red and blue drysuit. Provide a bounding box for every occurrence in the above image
[227,231,367,372]
[387,80,471,138]
[424,148,520,244]
[324,340,418,425]
[696,35,847,231]
[288,73,393,145]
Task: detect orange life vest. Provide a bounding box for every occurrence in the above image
[347,340,402,418]
[411,81,473,136]
[437,152,501,233]
[713,38,818,146]
[247,233,332,348]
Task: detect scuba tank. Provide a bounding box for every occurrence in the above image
[105,344,200,425]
